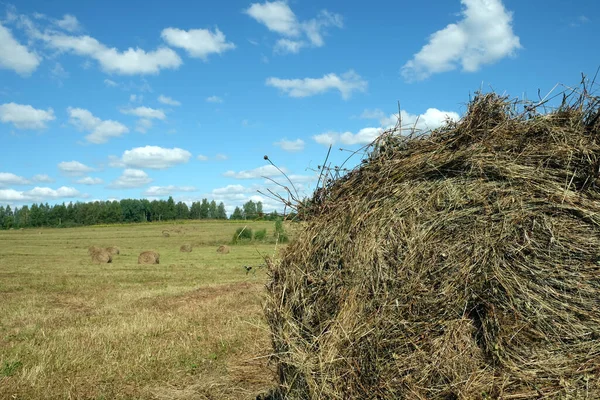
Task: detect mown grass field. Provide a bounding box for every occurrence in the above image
[0,220,288,400]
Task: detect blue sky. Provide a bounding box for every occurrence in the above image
[0,0,598,214]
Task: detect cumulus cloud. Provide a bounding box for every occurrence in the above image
[58,161,94,176]
[401,0,521,81]
[76,176,103,185]
[161,27,235,59]
[0,22,41,76]
[212,184,249,196]
[55,14,81,32]
[108,169,152,189]
[245,2,342,52]
[274,38,304,54]
[120,106,166,120]
[197,154,209,161]
[41,30,182,75]
[67,107,129,144]
[143,185,196,196]
[0,189,27,202]
[158,95,181,106]
[0,186,80,202]
[245,1,300,36]
[118,146,192,169]
[223,165,286,179]
[0,172,30,186]
[274,138,304,152]
[206,95,223,103]
[314,108,460,146]
[266,70,367,99]
[32,174,54,183]
[27,186,80,198]
[0,103,55,129]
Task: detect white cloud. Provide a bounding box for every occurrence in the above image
[223,165,286,179]
[76,177,103,185]
[274,138,304,152]
[135,118,153,133]
[120,106,166,120]
[0,186,80,201]
[158,95,181,106]
[0,22,41,76]
[42,31,182,75]
[245,2,343,52]
[266,70,367,99]
[108,169,152,189]
[245,1,300,36]
[58,161,94,176]
[119,146,192,169]
[55,14,81,32]
[32,174,54,183]
[67,107,129,144]
[0,189,27,202]
[274,38,304,54]
[160,27,235,59]
[197,154,209,161]
[302,10,343,47]
[0,172,30,186]
[143,185,196,196]
[215,153,228,161]
[206,95,223,103]
[212,184,249,196]
[314,108,460,146]
[27,186,80,199]
[401,0,521,81]
[0,103,55,130]
[104,78,118,87]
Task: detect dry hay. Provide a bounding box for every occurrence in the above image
[91,249,112,264]
[216,245,230,254]
[105,246,120,255]
[162,230,170,238]
[264,84,600,399]
[180,244,192,253]
[138,250,160,264]
[87,245,102,255]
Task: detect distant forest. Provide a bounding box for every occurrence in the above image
[0,197,283,229]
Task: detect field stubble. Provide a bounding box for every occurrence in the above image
[0,220,284,399]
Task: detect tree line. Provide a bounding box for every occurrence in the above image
[0,197,283,230]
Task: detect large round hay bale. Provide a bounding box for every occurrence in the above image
[216,245,230,254]
[106,246,120,255]
[162,230,170,237]
[91,249,112,263]
[179,244,192,252]
[88,245,102,256]
[138,251,160,264]
[265,90,600,399]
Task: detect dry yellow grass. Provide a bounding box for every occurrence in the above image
[0,220,286,399]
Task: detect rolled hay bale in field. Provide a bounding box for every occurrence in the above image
[264,88,600,399]
[162,230,170,238]
[88,245,102,255]
[91,249,112,264]
[106,246,120,255]
[138,250,160,264]
[216,245,230,254]
[180,244,192,252]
